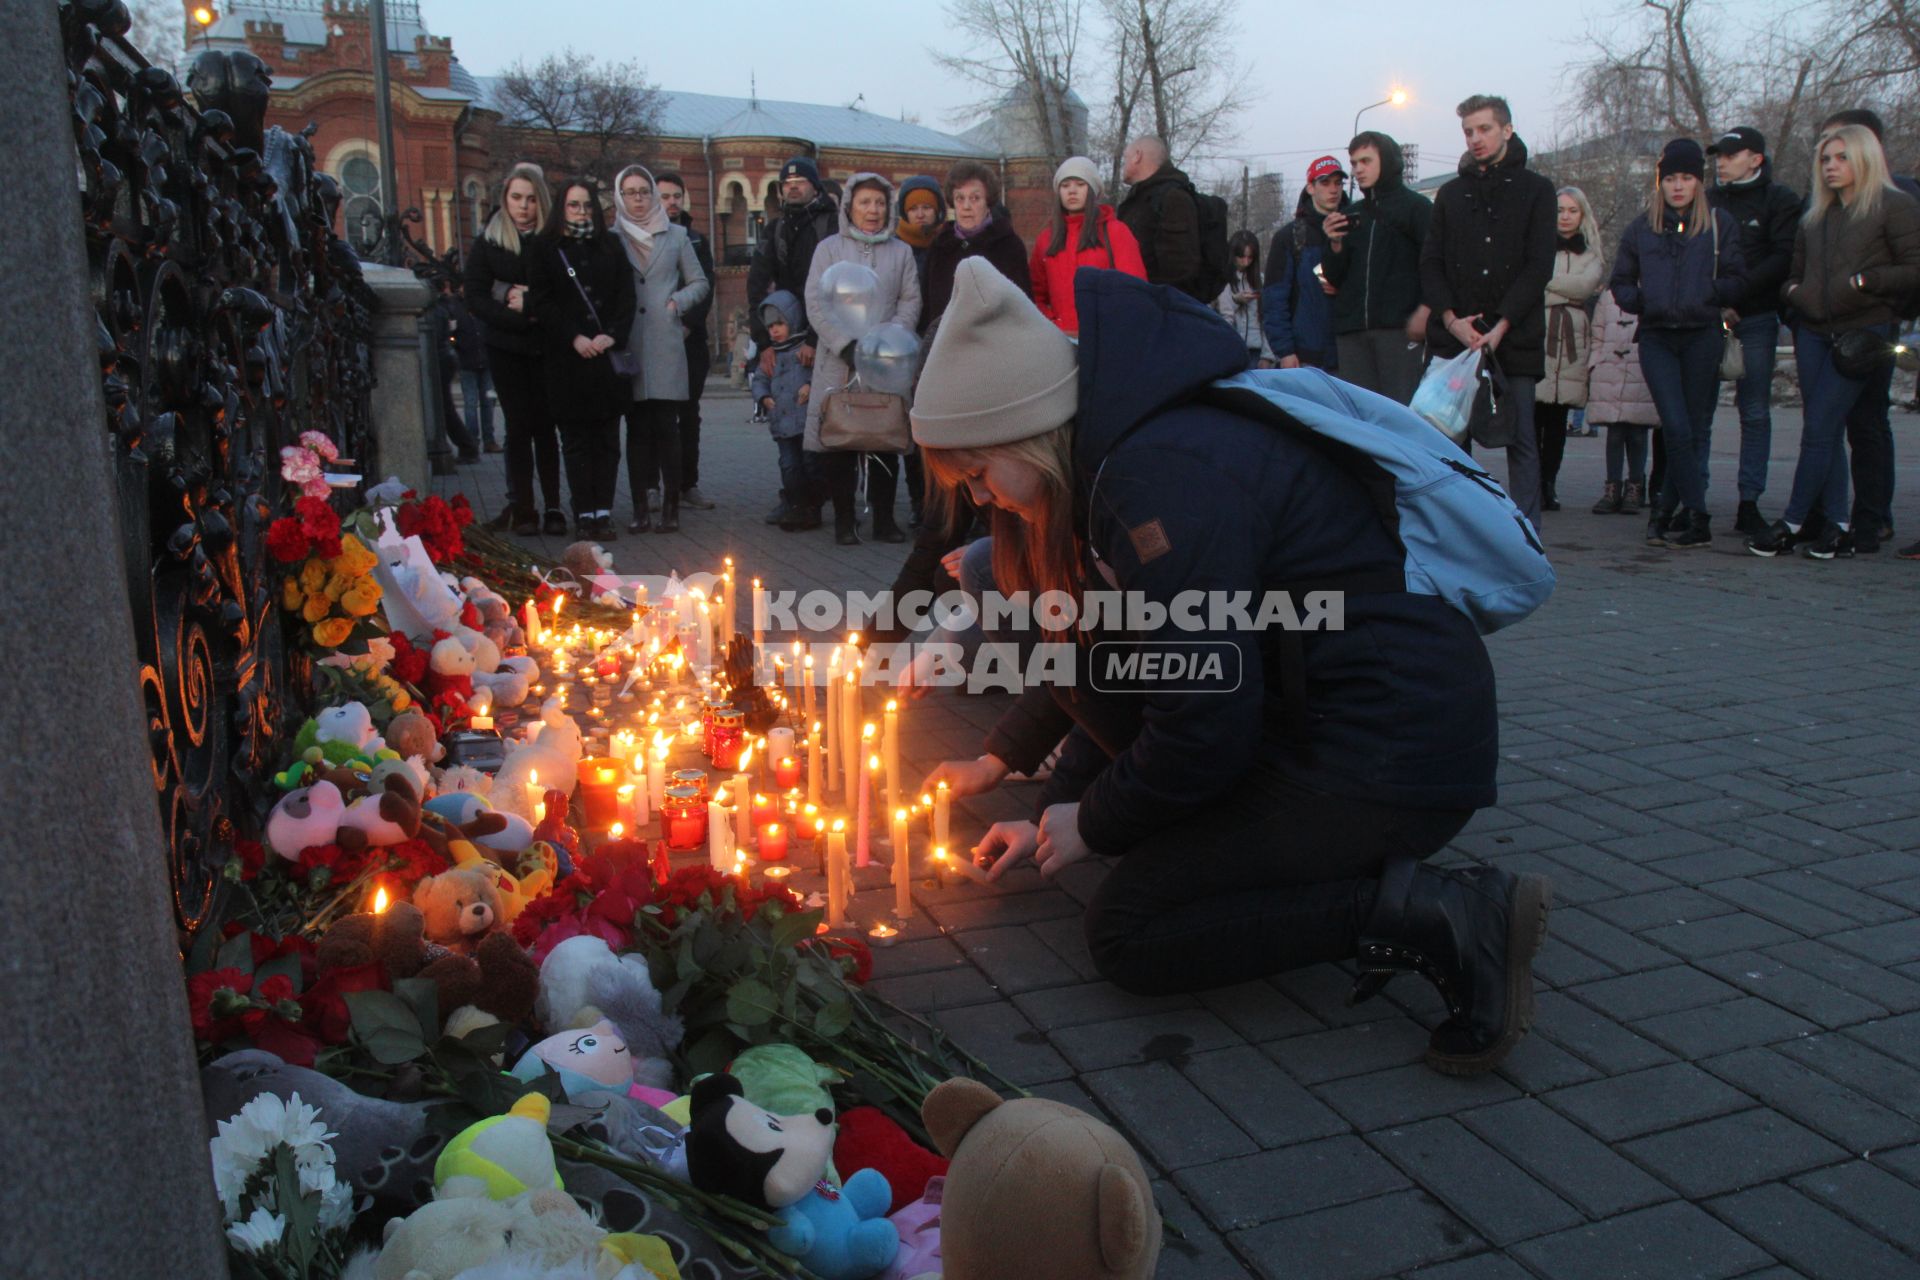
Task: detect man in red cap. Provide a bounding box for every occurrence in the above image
[1262,155,1350,371]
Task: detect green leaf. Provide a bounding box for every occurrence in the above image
[254,952,304,995]
[392,977,440,1038]
[685,1027,740,1078]
[185,914,224,976]
[813,1001,854,1039]
[272,1144,319,1273]
[726,977,779,1027]
[215,929,256,975]
[344,989,428,1065]
[771,908,824,951]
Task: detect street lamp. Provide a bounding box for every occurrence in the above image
[191,5,217,49]
[1353,87,1410,139]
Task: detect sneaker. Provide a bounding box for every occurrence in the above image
[1803,525,1855,560]
[512,508,541,537]
[1745,519,1801,557]
[542,509,568,537]
[483,440,503,454]
[1354,861,1552,1076]
[681,486,716,511]
[765,492,792,526]
[1853,526,1882,554]
[1590,482,1622,515]
[1897,539,1920,560]
[1734,500,1768,536]
[1662,510,1711,549]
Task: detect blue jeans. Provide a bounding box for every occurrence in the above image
[1636,327,1719,512]
[1732,314,1778,501]
[774,435,807,503]
[1786,327,1896,528]
[459,368,495,447]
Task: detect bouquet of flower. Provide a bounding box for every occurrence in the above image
[394,491,474,565]
[279,431,340,500]
[270,498,383,651]
[208,1092,358,1279]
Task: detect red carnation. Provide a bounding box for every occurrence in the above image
[388,632,430,685]
[188,968,254,1041]
[266,518,310,563]
[301,963,382,1044]
[817,935,874,985]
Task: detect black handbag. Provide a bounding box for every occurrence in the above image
[1831,328,1893,380]
[562,250,641,379]
[1468,352,1519,448]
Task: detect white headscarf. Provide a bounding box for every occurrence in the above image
[612,164,671,269]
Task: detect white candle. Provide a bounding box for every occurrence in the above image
[751,577,766,655]
[857,730,876,868]
[732,768,753,848]
[648,745,668,812]
[934,781,951,849]
[697,599,714,671]
[722,563,737,655]
[803,652,816,724]
[620,784,643,831]
[826,819,849,929]
[807,721,823,806]
[768,725,796,767]
[469,713,494,732]
[523,599,542,648]
[523,769,542,820]
[891,806,913,918]
[709,792,732,871]
[824,649,841,795]
[882,699,901,818]
[842,666,861,801]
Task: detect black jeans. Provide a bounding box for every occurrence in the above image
[1535,400,1572,492]
[809,450,901,525]
[677,341,709,489]
[625,398,683,515]
[490,347,561,512]
[1075,749,1469,994]
[558,416,620,516]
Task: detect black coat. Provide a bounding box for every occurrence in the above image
[920,212,1033,335]
[746,194,839,346]
[1116,165,1204,297]
[1708,165,1801,316]
[672,211,716,351]
[1420,137,1559,377]
[462,233,542,357]
[526,233,636,422]
[1324,140,1434,335]
[1610,207,1747,330]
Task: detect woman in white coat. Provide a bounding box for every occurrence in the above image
[613,164,710,533]
[1535,186,1605,512]
[803,173,922,546]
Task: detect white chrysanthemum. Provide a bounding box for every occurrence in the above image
[317,1178,356,1233]
[209,1132,254,1220]
[210,1092,340,1219]
[225,1206,287,1255]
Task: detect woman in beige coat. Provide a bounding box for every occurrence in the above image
[1585,290,1663,512]
[1535,187,1605,512]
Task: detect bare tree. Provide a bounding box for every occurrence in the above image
[127,0,184,75]
[1093,0,1253,177]
[934,0,1086,165]
[496,50,664,185]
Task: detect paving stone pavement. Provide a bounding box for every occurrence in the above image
[444,384,1920,1279]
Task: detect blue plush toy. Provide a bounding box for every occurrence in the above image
[769,1167,899,1280]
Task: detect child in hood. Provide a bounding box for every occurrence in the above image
[750,290,818,530]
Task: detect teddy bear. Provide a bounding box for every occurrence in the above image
[385,710,444,766]
[426,636,476,722]
[316,702,387,756]
[266,779,348,859]
[473,654,537,708]
[561,541,620,603]
[520,937,682,1101]
[922,1078,1160,1280]
[337,771,424,852]
[316,900,538,1027]
[414,867,508,953]
[449,839,557,926]
[492,700,583,821]
[686,1073,899,1280]
[369,1185,669,1280]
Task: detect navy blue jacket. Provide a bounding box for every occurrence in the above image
[1263,209,1341,364]
[1610,207,1747,329]
[984,271,1498,855]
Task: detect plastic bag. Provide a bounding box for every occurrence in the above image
[1410,347,1481,445]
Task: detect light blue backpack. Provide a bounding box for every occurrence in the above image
[1202,367,1554,633]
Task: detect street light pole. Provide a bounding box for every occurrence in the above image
[1353,89,1410,140]
[368,0,402,266]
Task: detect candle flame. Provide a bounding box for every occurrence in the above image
[920,793,932,806]
[886,699,898,712]
[831,817,846,832]
[766,822,782,836]
[739,743,754,770]
[934,846,949,861]
[371,886,390,914]
[715,786,728,804]
[530,769,539,786]
[869,754,881,771]
[552,594,565,617]
[848,631,861,645]
[862,722,875,740]
[895,807,908,822]
[610,821,624,838]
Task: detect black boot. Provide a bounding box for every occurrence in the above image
[1645,505,1679,546]
[654,489,680,533]
[832,498,860,546]
[765,491,792,526]
[1352,859,1552,1076]
[780,503,823,532]
[1663,508,1711,549]
[1734,500,1767,536]
[871,512,907,543]
[1541,481,1561,512]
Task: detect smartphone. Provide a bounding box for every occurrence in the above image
[1471,316,1494,335]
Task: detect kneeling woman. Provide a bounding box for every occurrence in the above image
[916,260,1549,1076]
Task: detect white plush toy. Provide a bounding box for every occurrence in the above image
[491,699,583,821]
[266,780,346,859]
[314,703,385,756]
[473,655,535,708]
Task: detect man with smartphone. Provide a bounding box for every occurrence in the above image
[1323,132,1433,403]
[1420,94,1558,528]
[1262,155,1350,371]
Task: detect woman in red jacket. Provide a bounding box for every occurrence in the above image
[1029,155,1148,335]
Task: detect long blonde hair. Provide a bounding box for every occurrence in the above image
[483,163,551,253]
[921,425,1081,604]
[1645,167,1712,239]
[1806,125,1895,226]
[1557,185,1603,267]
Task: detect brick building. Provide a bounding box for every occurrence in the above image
[188,1,1072,347]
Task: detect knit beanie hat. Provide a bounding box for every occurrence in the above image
[780,156,823,190]
[901,186,940,215]
[1657,139,1705,180]
[911,258,1079,449]
[1053,155,1104,202]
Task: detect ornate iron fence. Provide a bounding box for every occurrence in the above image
[64,0,376,933]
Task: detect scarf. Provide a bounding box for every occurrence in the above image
[846,221,894,246]
[1558,232,1587,254]
[562,220,596,240]
[954,214,993,242]
[896,218,938,250]
[612,163,671,270]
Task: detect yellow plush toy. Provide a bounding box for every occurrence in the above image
[450,837,558,924]
[434,1092,563,1201]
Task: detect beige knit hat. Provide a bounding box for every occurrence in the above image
[910,258,1079,449]
[1053,155,1104,202]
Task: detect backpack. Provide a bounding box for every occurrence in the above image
[1199,368,1553,634]
[1151,179,1232,301]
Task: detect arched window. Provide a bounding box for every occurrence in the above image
[465,179,484,240]
[339,152,384,256]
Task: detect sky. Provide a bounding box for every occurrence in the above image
[441,0,1638,189]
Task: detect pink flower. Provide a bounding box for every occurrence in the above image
[299,431,340,462]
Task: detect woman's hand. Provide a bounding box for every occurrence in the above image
[1279,354,1302,369]
[759,348,777,378]
[572,335,600,359]
[1035,802,1091,880]
[939,544,969,581]
[1256,357,1276,369]
[667,299,679,314]
[921,753,1009,799]
[507,285,527,312]
[591,334,616,354]
[797,383,811,406]
[977,820,1039,881]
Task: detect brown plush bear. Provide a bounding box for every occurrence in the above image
[316,902,538,1027]
[385,710,443,765]
[923,1078,1161,1280]
[413,867,504,954]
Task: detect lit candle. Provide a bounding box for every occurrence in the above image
[882,699,901,818]
[470,713,494,732]
[722,561,736,653]
[752,792,778,828]
[807,721,823,806]
[619,783,641,831]
[803,652,816,724]
[826,819,849,929]
[751,577,766,656]
[629,756,651,824]
[708,789,732,871]
[934,781,951,849]
[648,743,668,812]
[534,798,547,824]
[857,730,877,868]
[824,650,841,796]
[867,922,900,947]
[762,864,792,889]
[891,806,913,918]
[758,822,788,862]
[523,599,542,648]
[774,755,801,790]
[842,666,861,801]
[696,597,713,671]
[523,768,542,821]
[768,725,797,769]
[732,745,754,849]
